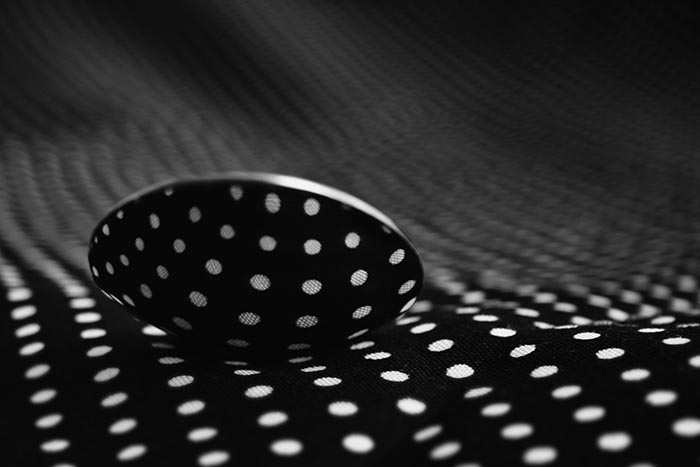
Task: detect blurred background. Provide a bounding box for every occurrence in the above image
[2,0,700,302]
[4,2,700,466]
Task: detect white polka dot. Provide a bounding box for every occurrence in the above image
[352,306,372,319]
[304,198,320,215]
[11,305,36,320]
[258,411,288,427]
[523,446,557,464]
[159,357,184,365]
[638,328,665,333]
[645,389,677,406]
[117,444,147,461]
[597,432,631,451]
[446,364,475,379]
[258,236,278,252]
[250,274,271,291]
[156,265,169,279]
[510,344,536,358]
[188,427,218,442]
[329,401,358,417]
[239,312,261,326]
[574,406,605,422]
[102,392,128,408]
[110,418,137,435]
[102,224,110,235]
[168,375,194,387]
[29,388,57,404]
[502,423,533,440]
[596,348,625,360]
[302,279,322,295]
[142,325,166,337]
[7,287,32,301]
[689,355,700,368]
[227,339,249,348]
[122,294,135,306]
[25,363,50,379]
[552,385,581,399]
[299,239,321,255]
[663,337,690,345]
[428,339,454,352]
[554,302,577,313]
[265,193,281,213]
[296,315,318,328]
[235,369,261,375]
[411,323,436,334]
[87,345,112,357]
[350,269,368,286]
[365,351,391,360]
[135,237,145,250]
[149,213,160,229]
[245,385,273,398]
[220,225,235,239]
[139,284,152,299]
[652,315,676,325]
[401,297,418,312]
[41,439,69,453]
[198,450,230,466]
[398,280,416,295]
[429,441,461,460]
[351,341,374,350]
[345,232,360,248]
[481,402,511,417]
[490,328,516,337]
[389,249,405,265]
[70,297,96,309]
[177,400,205,415]
[106,262,114,274]
[396,316,420,325]
[473,314,499,322]
[573,332,600,340]
[205,259,222,275]
[94,367,120,383]
[188,206,201,222]
[464,386,493,399]
[15,323,40,338]
[413,425,442,442]
[343,434,374,454]
[75,312,101,323]
[621,368,650,382]
[381,371,409,382]
[314,377,342,387]
[20,341,44,356]
[173,317,192,330]
[36,413,62,429]
[288,342,311,350]
[672,418,700,437]
[530,365,558,378]
[173,239,186,253]
[271,439,303,456]
[230,185,243,200]
[120,254,130,266]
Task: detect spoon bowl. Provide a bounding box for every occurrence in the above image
[88,173,423,357]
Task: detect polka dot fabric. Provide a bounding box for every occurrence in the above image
[88,175,423,357]
[3,1,700,466]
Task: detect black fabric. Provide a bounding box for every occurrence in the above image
[2,1,700,466]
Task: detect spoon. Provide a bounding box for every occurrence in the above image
[88,172,423,358]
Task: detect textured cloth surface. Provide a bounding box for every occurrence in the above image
[2,1,700,466]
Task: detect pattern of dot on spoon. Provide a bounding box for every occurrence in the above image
[88,173,424,358]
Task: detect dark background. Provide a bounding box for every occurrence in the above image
[2,1,700,466]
